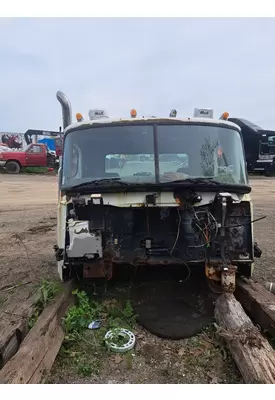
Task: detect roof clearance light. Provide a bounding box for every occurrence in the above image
[130,109,137,118]
[88,109,108,120]
[76,113,84,122]
[220,112,229,120]
[169,109,177,118]
[194,108,214,119]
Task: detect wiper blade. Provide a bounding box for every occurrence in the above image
[163,177,222,185]
[69,178,129,190]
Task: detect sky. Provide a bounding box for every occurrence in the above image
[0,17,275,132]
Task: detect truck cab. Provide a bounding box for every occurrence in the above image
[0,143,56,174]
[228,117,275,176]
[55,93,261,294]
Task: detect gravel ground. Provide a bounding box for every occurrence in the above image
[0,173,274,384]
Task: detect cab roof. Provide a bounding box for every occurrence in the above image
[64,116,241,134]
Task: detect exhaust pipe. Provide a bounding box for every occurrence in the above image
[56,91,72,130]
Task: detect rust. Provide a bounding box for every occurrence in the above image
[205,263,237,293]
[205,264,221,282]
[113,255,188,266]
[134,259,184,266]
[221,265,237,293]
[83,261,105,278]
[83,253,113,280]
[103,248,113,280]
[132,255,186,266]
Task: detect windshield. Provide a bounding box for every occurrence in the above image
[62,123,247,188]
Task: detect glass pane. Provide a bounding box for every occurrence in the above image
[157,125,247,184]
[62,125,154,186]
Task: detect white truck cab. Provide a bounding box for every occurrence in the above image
[54,93,260,293]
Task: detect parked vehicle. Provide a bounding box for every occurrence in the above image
[24,129,61,158]
[222,116,275,176]
[0,143,58,174]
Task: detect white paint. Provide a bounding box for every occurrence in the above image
[72,191,247,208]
[64,116,241,134]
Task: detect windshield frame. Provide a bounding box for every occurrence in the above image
[62,120,250,193]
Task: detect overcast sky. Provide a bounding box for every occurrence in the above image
[0,18,275,132]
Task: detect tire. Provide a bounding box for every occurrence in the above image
[5,160,21,174]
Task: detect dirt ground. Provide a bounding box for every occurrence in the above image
[0,174,59,306]
[0,173,274,384]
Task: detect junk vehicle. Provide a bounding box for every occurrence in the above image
[55,94,262,293]
[0,129,61,154]
[24,129,62,157]
[221,115,275,176]
[0,142,57,174]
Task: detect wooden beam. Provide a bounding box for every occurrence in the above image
[0,288,40,368]
[0,281,73,384]
[214,293,275,384]
[235,277,275,338]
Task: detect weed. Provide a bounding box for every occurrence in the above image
[104,328,129,348]
[76,362,93,377]
[64,291,136,339]
[37,279,61,310]
[58,290,137,377]
[28,279,61,330]
[105,299,137,331]
[75,356,96,377]
[28,309,40,330]
[64,289,102,335]
[125,352,133,370]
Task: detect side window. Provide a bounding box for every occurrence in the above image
[260,136,275,155]
[67,146,80,178]
[28,145,41,154]
[268,136,275,145]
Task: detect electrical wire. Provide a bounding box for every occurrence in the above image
[170,208,182,255]
[189,209,218,248]
[169,208,191,282]
[171,256,191,282]
[223,216,266,228]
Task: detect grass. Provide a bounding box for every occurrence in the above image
[22,167,58,174]
[28,279,62,330]
[49,289,137,379]
[47,291,244,384]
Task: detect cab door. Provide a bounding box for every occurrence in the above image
[25,144,47,166]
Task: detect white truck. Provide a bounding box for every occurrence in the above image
[54,92,261,293]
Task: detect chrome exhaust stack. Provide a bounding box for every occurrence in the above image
[56,90,72,130]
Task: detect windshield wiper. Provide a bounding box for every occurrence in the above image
[68,178,129,190]
[162,177,223,185]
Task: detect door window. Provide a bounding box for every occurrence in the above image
[28,145,41,154]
